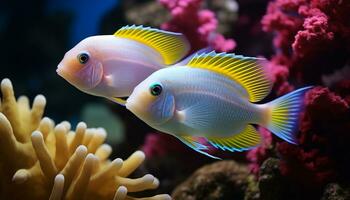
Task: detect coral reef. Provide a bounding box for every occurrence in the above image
[172,160,251,200]
[243,1,350,199]
[159,0,236,52]
[278,87,350,189]
[261,0,350,90]
[0,78,170,200]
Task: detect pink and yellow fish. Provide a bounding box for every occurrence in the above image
[126,52,311,159]
[56,25,191,104]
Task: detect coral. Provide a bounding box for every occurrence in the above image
[261,0,350,86]
[278,87,350,190]
[159,0,236,52]
[0,78,170,200]
[172,160,250,200]
[246,2,350,195]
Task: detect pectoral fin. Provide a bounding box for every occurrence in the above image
[176,135,221,159]
[176,103,216,130]
[207,125,261,152]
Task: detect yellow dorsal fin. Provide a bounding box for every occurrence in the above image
[114,25,190,65]
[207,125,261,152]
[187,51,272,102]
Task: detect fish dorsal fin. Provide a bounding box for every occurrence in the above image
[207,125,261,152]
[187,52,272,102]
[114,25,190,65]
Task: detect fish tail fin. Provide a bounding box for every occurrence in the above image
[264,86,312,144]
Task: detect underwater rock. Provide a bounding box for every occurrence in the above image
[321,183,350,200]
[258,158,286,200]
[0,78,170,200]
[172,160,250,200]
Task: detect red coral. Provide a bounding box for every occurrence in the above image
[278,87,350,188]
[159,0,235,52]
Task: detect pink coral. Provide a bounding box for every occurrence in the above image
[246,2,350,193]
[142,133,189,158]
[278,87,350,189]
[159,0,235,52]
[262,0,350,85]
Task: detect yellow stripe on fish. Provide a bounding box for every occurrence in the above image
[187,52,272,102]
[114,25,190,65]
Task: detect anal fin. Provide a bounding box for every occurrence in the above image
[176,135,221,159]
[208,125,261,152]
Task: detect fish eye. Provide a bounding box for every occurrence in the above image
[150,83,163,96]
[77,52,89,64]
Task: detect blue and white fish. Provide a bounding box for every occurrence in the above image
[126,52,311,159]
[56,25,191,105]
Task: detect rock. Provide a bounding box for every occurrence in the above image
[321,183,350,200]
[259,158,286,200]
[172,160,250,200]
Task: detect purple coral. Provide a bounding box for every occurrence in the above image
[159,0,235,52]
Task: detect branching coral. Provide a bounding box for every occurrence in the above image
[261,0,350,89]
[0,78,170,200]
[245,2,350,198]
[159,0,236,52]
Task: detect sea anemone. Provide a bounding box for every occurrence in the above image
[0,78,170,200]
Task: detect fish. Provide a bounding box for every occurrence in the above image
[56,25,191,105]
[125,51,312,159]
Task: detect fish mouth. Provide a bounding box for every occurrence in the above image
[126,100,150,120]
[126,100,167,126]
[56,64,83,89]
[56,64,70,79]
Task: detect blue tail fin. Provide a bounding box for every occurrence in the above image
[265,86,312,144]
